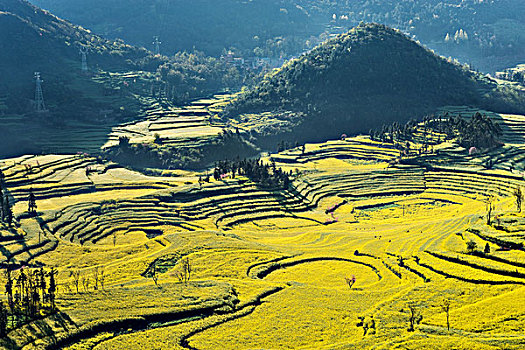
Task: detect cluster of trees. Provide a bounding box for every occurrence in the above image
[65,267,105,294]
[213,158,291,189]
[497,66,525,85]
[31,0,317,59]
[447,113,503,149]
[1,267,58,336]
[136,51,258,105]
[403,299,451,333]
[372,112,502,151]
[32,0,525,73]
[106,130,258,170]
[0,0,150,116]
[147,258,192,287]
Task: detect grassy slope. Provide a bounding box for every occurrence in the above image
[3,124,525,348]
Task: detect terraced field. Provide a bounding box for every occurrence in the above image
[2,110,525,349]
[103,95,233,149]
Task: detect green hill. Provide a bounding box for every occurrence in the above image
[225,23,525,146]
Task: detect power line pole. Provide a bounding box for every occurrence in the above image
[79,48,88,72]
[153,36,161,55]
[34,72,47,113]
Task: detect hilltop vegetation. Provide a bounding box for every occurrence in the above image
[225,23,525,146]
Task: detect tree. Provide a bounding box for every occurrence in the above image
[28,189,37,215]
[486,197,494,225]
[407,303,422,332]
[344,275,356,289]
[182,258,192,284]
[4,269,14,315]
[81,275,90,293]
[466,240,477,254]
[2,194,12,227]
[38,268,46,304]
[48,268,57,310]
[0,186,4,222]
[70,270,81,294]
[118,136,130,150]
[151,264,159,286]
[514,187,523,212]
[93,267,100,291]
[5,205,12,228]
[99,267,105,290]
[484,243,490,254]
[442,299,451,331]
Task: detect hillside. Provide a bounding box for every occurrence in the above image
[225,23,525,146]
[4,112,525,348]
[0,0,152,113]
[0,0,257,159]
[29,0,320,58]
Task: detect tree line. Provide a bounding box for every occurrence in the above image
[1,267,58,337]
[370,112,502,152]
[213,158,292,189]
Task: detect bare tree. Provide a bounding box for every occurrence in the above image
[407,303,422,332]
[93,267,100,291]
[486,196,494,225]
[442,299,451,331]
[344,275,356,289]
[182,258,192,284]
[99,268,105,290]
[70,270,81,294]
[151,264,159,286]
[514,187,523,212]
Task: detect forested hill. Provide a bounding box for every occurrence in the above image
[225,23,525,145]
[0,0,147,69]
[0,0,149,115]
[29,0,319,58]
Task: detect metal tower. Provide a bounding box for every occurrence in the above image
[79,48,88,72]
[34,72,47,113]
[153,36,161,55]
